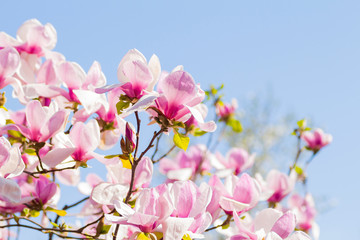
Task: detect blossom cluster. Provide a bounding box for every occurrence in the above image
[0,20,332,240]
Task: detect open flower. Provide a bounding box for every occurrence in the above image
[0,137,23,203]
[302,128,332,152]
[151,70,216,132]
[1,100,68,142]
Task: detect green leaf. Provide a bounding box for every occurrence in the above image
[6,119,14,125]
[294,165,303,175]
[193,128,207,137]
[173,133,190,151]
[297,119,307,129]
[50,222,59,228]
[100,225,111,234]
[104,154,119,159]
[227,118,243,133]
[79,162,88,168]
[182,233,192,240]
[24,148,36,155]
[46,207,67,217]
[116,100,130,114]
[221,223,230,229]
[13,214,19,224]
[22,208,30,217]
[30,210,40,218]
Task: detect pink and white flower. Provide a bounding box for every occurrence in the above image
[302,128,332,152]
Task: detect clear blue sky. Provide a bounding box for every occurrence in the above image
[1,1,359,239]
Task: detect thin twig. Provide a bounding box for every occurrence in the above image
[152,144,175,163]
[205,214,232,232]
[133,111,141,160]
[24,166,76,177]
[151,133,163,160]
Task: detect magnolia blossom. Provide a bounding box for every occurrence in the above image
[159,144,211,181]
[116,49,160,99]
[166,181,213,239]
[209,174,261,215]
[0,100,68,142]
[107,185,173,238]
[152,70,216,132]
[95,49,161,116]
[52,119,113,165]
[215,98,237,120]
[258,170,297,204]
[230,208,311,240]
[288,194,317,233]
[301,128,332,152]
[0,19,57,56]
[0,47,20,89]
[0,137,23,203]
[211,147,255,177]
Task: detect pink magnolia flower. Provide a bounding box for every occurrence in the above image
[209,174,261,215]
[230,208,309,240]
[211,148,255,177]
[288,193,317,232]
[266,170,297,203]
[47,60,109,115]
[0,47,20,89]
[53,119,109,164]
[216,99,238,120]
[32,175,58,206]
[72,87,126,150]
[91,157,153,206]
[106,185,173,237]
[116,49,160,99]
[159,144,211,181]
[0,137,23,203]
[0,19,57,56]
[301,128,332,152]
[97,49,160,99]
[1,100,68,142]
[152,70,216,132]
[164,180,213,239]
[107,156,153,191]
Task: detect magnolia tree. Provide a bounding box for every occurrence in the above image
[0,19,332,240]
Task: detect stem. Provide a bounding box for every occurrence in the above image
[49,197,90,240]
[205,214,232,232]
[24,166,76,177]
[113,128,164,240]
[151,133,163,160]
[152,144,175,163]
[35,148,45,171]
[289,135,303,174]
[133,111,141,160]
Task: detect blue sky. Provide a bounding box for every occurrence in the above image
[1,1,359,239]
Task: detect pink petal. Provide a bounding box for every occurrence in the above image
[160,71,196,106]
[58,62,86,90]
[83,61,106,89]
[40,110,68,142]
[37,60,58,85]
[271,211,296,239]
[163,217,194,240]
[69,122,92,152]
[0,177,21,203]
[73,89,107,114]
[41,147,76,168]
[117,49,147,84]
[0,47,20,80]
[91,183,128,205]
[254,208,283,234]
